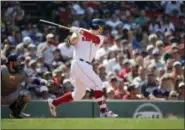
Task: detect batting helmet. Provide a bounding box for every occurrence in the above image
[90,19,105,31]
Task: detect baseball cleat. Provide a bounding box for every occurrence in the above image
[100,110,118,118]
[9,113,23,118]
[19,112,31,118]
[9,112,30,118]
[47,98,56,117]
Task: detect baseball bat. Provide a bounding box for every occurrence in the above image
[39,19,70,30]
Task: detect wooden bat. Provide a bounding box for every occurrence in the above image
[39,19,70,30]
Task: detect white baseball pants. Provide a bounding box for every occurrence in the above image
[70,59,104,100]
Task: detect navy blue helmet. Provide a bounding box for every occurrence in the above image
[90,19,105,31]
[7,53,24,62]
[7,53,19,62]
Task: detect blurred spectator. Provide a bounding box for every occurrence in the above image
[135,55,144,67]
[24,56,31,70]
[165,58,174,73]
[27,44,37,59]
[39,86,50,99]
[135,10,150,26]
[123,84,144,100]
[143,44,154,68]
[27,59,37,76]
[114,79,126,99]
[15,36,33,55]
[169,90,178,100]
[133,66,147,94]
[52,48,68,69]
[178,43,185,65]
[119,60,132,82]
[130,49,141,66]
[162,1,183,15]
[106,14,122,29]
[95,39,110,60]
[37,33,56,66]
[150,74,174,100]
[141,71,158,98]
[170,44,179,59]
[1,38,15,57]
[52,69,63,86]
[57,36,74,59]
[36,54,50,72]
[148,33,158,45]
[150,49,164,69]
[171,61,184,84]
[147,64,158,77]
[106,53,124,74]
[97,64,107,82]
[177,82,185,100]
[155,40,164,55]
[109,35,123,51]
[160,14,175,32]
[43,71,58,98]
[107,76,119,91]
[127,64,139,83]
[148,15,161,33]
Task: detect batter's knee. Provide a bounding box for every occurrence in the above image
[92,83,105,91]
[72,87,86,101]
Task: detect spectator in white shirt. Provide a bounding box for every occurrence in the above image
[106,53,124,74]
[149,16,161,33]
[58,38,74,59]
[150,49,164,69]
[102,51,116,67]
[37,33,56,66]
[160,15,175,32]
[161,1,183,15]
[106,14,123,29]
[133,66,147,94]
[95,39,110,60]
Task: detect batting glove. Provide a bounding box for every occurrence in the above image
[70,26,81,34]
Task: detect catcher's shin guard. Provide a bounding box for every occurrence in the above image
[9,89,31,118]
[9,100,26,118]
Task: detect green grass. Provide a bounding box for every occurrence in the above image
[1,118,184,129]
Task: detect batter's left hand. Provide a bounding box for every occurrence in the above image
[70,26,81,34]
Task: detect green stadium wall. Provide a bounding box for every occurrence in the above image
[1,100,184,118]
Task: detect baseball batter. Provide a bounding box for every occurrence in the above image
[48,19,118,117]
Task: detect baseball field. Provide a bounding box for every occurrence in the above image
[1,118,184,129]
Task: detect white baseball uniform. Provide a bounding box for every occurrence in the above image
[70,29,105,100]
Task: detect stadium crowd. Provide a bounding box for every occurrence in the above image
[1,1,185,100]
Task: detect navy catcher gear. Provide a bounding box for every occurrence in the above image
[7,53,19,62]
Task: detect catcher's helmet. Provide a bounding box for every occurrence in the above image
[90,19,105,31]
[7,53,20,62]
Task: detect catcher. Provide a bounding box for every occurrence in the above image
[1,53,44,118]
